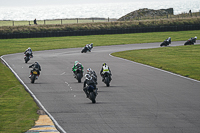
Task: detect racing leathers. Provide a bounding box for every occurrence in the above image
[83,74,97,98]
[100,64,112,82]
[29,62,41,78]
[24,48,33,58]
[72,62,84,77]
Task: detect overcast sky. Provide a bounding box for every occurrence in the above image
[0,0,166,7]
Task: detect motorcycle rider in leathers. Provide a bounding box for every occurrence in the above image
[83,74,97,98]
[29,62,41,79]
[72,61,84,77]
[24,47,33,58]
[86,68,98,85]
[100,63,112,82]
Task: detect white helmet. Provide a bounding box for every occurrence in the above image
[87,68,92,72]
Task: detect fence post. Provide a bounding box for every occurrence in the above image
[13,21,14,26]
[108,17,109,22]
[61,19,62,25]
[29,21,30,25]
[44,20,45,25]
[77,18,78,23]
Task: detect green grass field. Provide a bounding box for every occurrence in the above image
[112,45,200,81]
[0,30,199,133]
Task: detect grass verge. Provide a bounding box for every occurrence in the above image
[0,62,39,133]
[112,45,200,81]
[0,30,199,133]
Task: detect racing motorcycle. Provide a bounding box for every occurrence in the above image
[81,43,93,53]
[160,37,171,47]
[29,68,39,83]
[86,85,98,103]
[102,72,111,87]
[24,51,32,63]
[184,36,197,45]
[74,64,83,83]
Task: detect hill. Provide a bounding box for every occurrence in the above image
[118,8,174,21]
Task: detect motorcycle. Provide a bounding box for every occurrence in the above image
[86,85,98,103]
[30,68,39,83]
[81,43,93,53]
[24,51,32,63]
[74,64,83,83]
[184,36,197,45]
[102,72,111,87]
[160,37,171,47]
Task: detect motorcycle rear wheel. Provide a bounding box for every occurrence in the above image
[31,75,36,83]
[89,92,96,103]
[77,73,81,83]
[105,77,110,87]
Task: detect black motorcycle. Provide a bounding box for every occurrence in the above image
[74,64,83,83]
[24,52,32,63]
[160,37,171,47]
[102,72,111,87]
[30,68,39,83]
[184,36,197,45]
[87,85,98,103]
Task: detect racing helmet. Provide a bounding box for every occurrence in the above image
[75,61,79,65]
[87,68,92,72]
[102,63,106,66]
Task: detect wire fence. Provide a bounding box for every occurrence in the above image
[1,12,200,27]
[0,18,117,27]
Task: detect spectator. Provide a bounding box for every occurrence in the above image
[34,18,37,25]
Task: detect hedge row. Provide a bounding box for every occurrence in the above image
[0,24,199,39]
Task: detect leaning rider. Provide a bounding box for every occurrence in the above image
[24,47,33,58]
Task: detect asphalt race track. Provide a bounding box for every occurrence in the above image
[2,41,200,133]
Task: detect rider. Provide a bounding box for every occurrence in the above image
[85,43,93,52]
[86,68,97,84]
[29,62,41,79]
[100,63,112,82]
[24,47,33,58]
[166,37,171,44]
[85,44,91,52]
[83,74,97,98]
[72,61,84,77]
[89,43,93,51]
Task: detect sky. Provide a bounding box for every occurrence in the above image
[0,0,165,7]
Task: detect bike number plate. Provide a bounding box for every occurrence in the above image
[33,71,38,74]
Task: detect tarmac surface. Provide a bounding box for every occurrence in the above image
[2,41,200,133]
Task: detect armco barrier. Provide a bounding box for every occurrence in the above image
[0,24,200,39]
